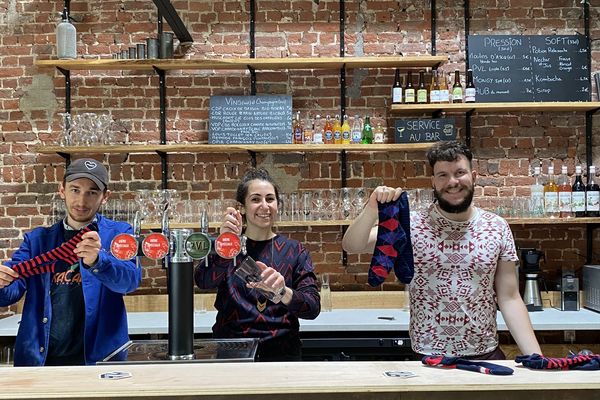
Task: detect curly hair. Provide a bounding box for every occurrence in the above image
[425,140,472,169]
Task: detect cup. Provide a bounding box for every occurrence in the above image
[159,32,174,59]
[146,38,159,59]
[128,46,137,59]
[320,273,332,312]
[195,294,207,314]
[1,346,13,366]
[234,256,285,303]
[136,43,146,60]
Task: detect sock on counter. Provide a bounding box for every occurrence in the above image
[515,353,600,371]
[368,191,414,286]
[422,355,514,375]
[12,223,98,278]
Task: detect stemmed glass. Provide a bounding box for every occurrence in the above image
[57,112,72,146]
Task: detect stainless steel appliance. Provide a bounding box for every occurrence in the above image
[560,273,579,311]
[520,248,545,312]
[583,265,600,313]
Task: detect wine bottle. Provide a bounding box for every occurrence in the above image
[404,71,415,104]
[465,69,476,103]
[572,165,586,218]
[557,165,572,218]
[392,69,403,104]
[544,164,559,218]
[452,70,463,103]
[416,70,428,104]
[586,165,600,217]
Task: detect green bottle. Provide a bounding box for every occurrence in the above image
[360,116,373,144]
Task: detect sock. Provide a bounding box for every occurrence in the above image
[368,192,414,286]
[515,353,600,371]
[422,355,514,375]
[12,223,97,278]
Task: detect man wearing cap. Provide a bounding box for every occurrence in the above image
[0,158,141,366]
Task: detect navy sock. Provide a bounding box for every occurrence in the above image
[423,355,514,375]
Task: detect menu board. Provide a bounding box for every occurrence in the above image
[468,35,590,102]
[394,118,456,144]
[209,95,292,144]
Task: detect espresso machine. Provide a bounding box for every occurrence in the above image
[520,248,545,312]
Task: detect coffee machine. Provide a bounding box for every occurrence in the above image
[520,248,545,312]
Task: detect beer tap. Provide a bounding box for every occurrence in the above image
[200,208,209,268]
[132,210,142,269]
[162,202,171,270]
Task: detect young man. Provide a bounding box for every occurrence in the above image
[0,158,141,366]
[343,140,541,359]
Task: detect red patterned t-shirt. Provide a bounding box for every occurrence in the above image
[409,204,518,356]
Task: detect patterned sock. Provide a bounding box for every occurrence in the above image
[423,355,514,375]
[368,192,414,286]
[12,223,97,278]
[515,353,600,370]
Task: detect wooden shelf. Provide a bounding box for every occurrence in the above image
[34,55,447,72]
[390,101,600,114]
[35,143,434,155]
[506,217,600,225]
[142,219,351,230]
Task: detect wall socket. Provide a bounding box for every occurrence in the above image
[564,330,576,343]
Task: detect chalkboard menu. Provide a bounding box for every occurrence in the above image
[394,118,456,144]
[209,95,292,144]
[468,35,590,102]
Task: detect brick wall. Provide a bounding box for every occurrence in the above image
[1,1,600,305]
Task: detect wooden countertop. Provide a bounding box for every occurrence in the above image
[0,360,597,400]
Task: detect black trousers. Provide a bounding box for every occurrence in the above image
[256,334,302,362]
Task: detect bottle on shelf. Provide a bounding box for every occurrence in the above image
[465,69,476,103]
[341,115,351,145]
[544,164,559,218]
[430,70,441,103]
[392,69,403,104]
[530,166,545,218]
[572,165,586,218]
[452,70,464,103]
[361,116,373,144]
[302,113,313,144]
[56,7,77,60]
[293,111,303,144]
[557,165,572,218]
[586,165,600,217]
[333,115,342,144]
[351,115,362,144]
[323,115,334,144]
[313,114,324,144]
[404,71,416,104]
[373,122,385,144]
[439,72,450,103]
[417,70,428,104]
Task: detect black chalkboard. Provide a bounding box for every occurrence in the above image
[394,118,456,144]
[209,95,293,144]
[468,35,590,102]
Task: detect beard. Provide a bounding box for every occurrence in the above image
[433,184,474,214]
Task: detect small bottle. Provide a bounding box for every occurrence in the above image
[586,165,600,217]
[544,164,559,218]
[373,122,385,144]
[302,113,313,144]
[323,115,334,144]
[292,111,303,144]
[438,72,450,103]
[452,70,463,103]
[313,115,324,144]
[341,115,351,145]
[392,69,403,104]
[557,165,572,218]
[416,71,428,103]
[351,115,362,144]
[572,165,586,217]
[333,115,342,144]
[361,116,373,144]
[56,7,77,60]
[465,69,476,103]
[404,71,415,104]
[430,70,441,103]
[530,166,545,217]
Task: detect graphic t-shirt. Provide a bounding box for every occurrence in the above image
[46,227,85,366]
[409,205,518,356]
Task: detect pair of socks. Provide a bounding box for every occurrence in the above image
[12,223,98,278]
[515,353,600,371]
[368,191,414,286]
[422,355,514,375]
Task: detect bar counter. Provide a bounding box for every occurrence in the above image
[0,360,598,400]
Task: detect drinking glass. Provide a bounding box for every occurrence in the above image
[57,112,72,146]
[320,273,332,312]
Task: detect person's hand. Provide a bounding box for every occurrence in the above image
[220,207,242,235]
[0,264,19,288]
[367,186,403,210]
[255,260,286,294]
[74,231,102,267]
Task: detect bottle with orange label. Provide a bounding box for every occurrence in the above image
[323,115,334,144]
[302,112,313,144]
[333,115,342,144]
[292,111,303,144]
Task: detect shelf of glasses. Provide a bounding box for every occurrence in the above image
[35,143,434,155]
[506,217,600,225]
[390,101,600,114]
[141,220,352,230]
[35,55,447,72]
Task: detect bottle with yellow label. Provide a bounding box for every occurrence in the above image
[333,115,342,144]
[341,115,351,145]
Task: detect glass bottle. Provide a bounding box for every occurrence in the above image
[323,115,334,144]
[373,122,385,144]
[586,165,600,217]
[341,115,351,145]
[404,71,415,104]
[313,114,324,144]
[430,70,440,103]
[572,165,586,218]
[351,115,362,144]
[530,166,545,217]
[438,72,450,103]
[543,164,559,218]
[333,115,342,144]
[557,165,572,218]
[416,70,428,103]
[293,111,303,144]
[465,69,476,103]
[452,70,463,103]
[56,7,77,60]
[392,69,403,104]
[360,116,373,144]
[302,112,313,144]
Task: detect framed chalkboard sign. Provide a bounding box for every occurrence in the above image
[394,118,456,144]
[209,95,293,144]
[468,35,590,102]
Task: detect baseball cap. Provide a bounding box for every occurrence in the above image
[64,158,108,191]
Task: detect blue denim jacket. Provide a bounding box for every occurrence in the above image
[0,214,141,366]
